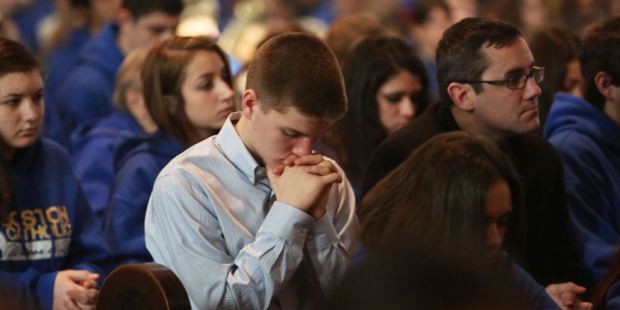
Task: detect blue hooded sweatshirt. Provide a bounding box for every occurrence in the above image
[0,138,110,310]
[103,131,184,268]
[70,112,143,220]
[43,27,91,130]
[46,23,124,149]
[544,93,620,290]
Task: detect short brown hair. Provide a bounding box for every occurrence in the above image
[436,18,521,104]
[142,36,232,146]
[246,32,347,121]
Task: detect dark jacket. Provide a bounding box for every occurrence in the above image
[103,131,184,269]
[363,102,582,285]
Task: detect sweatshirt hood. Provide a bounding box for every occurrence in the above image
[544,93,620,153]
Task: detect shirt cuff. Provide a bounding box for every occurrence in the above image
[259,201,314,246]
[307,212,339,252]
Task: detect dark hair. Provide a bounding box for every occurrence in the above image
[580,16,620,111]
[436,17,521,104]
[141,36,232,146]
[410,0,451,26]
[246,32,347,121]
[0,38,41,217]
[338,35,429,187]
[360,131,522,251]
[122,0,183,20]
[530,27,582,126]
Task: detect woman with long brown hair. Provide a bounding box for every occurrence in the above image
[103,36,235,267]
[0,37,108,310]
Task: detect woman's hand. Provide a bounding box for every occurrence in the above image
[53,270,99,310]
[545,282,592,310]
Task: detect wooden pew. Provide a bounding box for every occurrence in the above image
[97,263,190,310]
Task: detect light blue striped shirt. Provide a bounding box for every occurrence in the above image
[145,112,359,309]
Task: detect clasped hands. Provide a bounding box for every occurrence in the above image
[267,154,342,219]
[53,270,99,310]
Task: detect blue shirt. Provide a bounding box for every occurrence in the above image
[0,138,110,310]
[544,93,620,290]
[145,112,359,309]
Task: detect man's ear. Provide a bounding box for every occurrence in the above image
[595,71,613,100]
[447,82,476,112]
[242,89,258,119]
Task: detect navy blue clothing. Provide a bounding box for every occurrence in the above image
[0,139,110,310]
[47,23,124,148]
[43,27,91,132]
[103,131,184,267]
[544,93,620,290]
[70,112,143,220]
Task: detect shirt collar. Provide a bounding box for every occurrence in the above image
[215,112,267,185]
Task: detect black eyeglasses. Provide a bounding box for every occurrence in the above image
[458,66,545,90]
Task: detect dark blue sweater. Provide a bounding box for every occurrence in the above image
[0,138,110,309]
[103,131,184,269]
[544,93,620,290]
[70,112,143,220]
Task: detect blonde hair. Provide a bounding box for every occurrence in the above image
[113,48,149,112]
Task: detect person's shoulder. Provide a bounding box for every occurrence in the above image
[40,137,70,159]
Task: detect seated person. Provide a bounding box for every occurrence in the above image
[360,131,591,310]
[544,16,620,292]
[0,38,109,310]
[145,33,358,309]
[320,34,430,196]
[103,36,235,267]
[70,48,153,220]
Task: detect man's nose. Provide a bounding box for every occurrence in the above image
[524,75,542,100]
[291,137,313,156]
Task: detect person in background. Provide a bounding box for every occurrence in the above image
[0,37,109,310]
[47,0,183,149]
[407,0,452,100]
[359,132,590,310]
[42,0,121,128]
[70,48,152,220]
[103,36,235,267]
[324,35,429,196]
[544,16,620,294]
[529,27,583,129]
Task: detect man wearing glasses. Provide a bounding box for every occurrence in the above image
[363,18,582,290]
